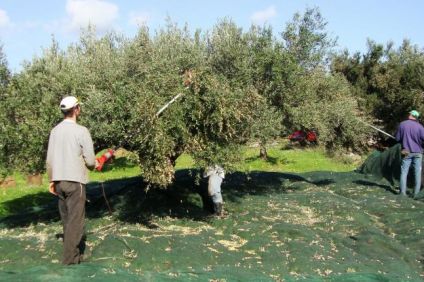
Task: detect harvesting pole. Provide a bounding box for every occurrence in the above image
[154,69,192,117]
[116,70,193,148]
[155,93,184,117]
[359,120,396,140]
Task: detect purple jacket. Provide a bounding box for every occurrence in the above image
[395,119,424,153]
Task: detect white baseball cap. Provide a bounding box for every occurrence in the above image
[60,96,79,111]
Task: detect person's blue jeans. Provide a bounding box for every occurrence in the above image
[400,153,422,196]
[211,192,223,204]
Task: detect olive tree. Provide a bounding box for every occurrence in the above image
[4,41,65,175]
[285,70,369,151]
[0,44,11,178]
[282,7,337,71]
[5,23,270,187]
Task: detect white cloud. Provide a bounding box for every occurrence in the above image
[251,6,277,25]
[129,11,150,26]
[65,0,119,32]
[0,9,11,28]
[22,20,43,30]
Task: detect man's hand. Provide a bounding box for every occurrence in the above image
[49,182,57,196]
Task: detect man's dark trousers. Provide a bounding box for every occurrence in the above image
[56,181,86,265]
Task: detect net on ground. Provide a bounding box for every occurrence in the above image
[0,146,423,281]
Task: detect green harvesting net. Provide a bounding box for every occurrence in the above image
[357,144,402,186]
[0,148,423,281]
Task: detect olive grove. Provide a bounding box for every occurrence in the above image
[3,8,416,186]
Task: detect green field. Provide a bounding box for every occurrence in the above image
[0,145,356,217]
[1,145,423,281]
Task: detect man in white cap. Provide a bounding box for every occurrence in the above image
[46,96,97,265]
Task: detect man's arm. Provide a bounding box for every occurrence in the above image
[81,128,96,169]
[395,126,402,142]
[46,132,57,195]
[203,166,213,178]
[46,133,53,182]
[420,126,424,143]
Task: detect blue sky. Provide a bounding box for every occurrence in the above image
[0,0,423,72]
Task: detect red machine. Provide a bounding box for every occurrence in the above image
[305,131,317,143]
[96,149,115,171]
[289,130,317,144]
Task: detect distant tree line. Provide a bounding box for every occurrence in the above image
[0,7,423,186]
[331,39,424,132]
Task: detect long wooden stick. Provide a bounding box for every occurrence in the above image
[360,120,396,140]
[116,92,185,148]
[155,93,183,117]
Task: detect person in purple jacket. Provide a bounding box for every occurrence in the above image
[395,110,424,197]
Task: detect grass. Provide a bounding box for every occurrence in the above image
[239,145,357,172]
[0,153,141,217]
[0,144,358,217]
[175,144,358,173]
